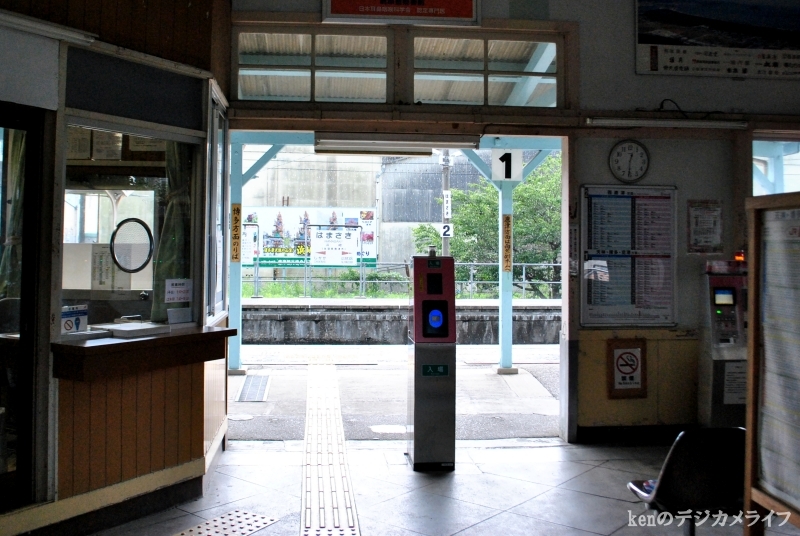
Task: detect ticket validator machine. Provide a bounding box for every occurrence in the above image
[407,248,456,471]
[698,260,747,427]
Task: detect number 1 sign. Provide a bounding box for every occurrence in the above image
[491,149,523,182]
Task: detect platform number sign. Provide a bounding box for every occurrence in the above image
[437,223,454,238]
[491,149,523,182]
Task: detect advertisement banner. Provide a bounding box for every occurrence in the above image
[325,0,477,24]
[242,207,377,268]
[636,1,800,80]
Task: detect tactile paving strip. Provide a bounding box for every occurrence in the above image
[174,510,278,536]
[301,364,361,536]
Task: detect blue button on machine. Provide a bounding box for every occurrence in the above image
[428,309,443,328]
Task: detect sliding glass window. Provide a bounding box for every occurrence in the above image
[61,126,199,327]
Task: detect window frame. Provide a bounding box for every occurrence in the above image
[61,110,206,330]
[232,23,569,112]
[233,25,395,104]
[207,89,230,322]
[408,26,563,108]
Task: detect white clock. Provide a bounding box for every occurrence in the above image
[609,140,650,183]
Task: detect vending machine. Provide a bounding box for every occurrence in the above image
[698,260,747,427]
[407,247,456,471]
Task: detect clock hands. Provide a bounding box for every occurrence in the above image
[627,153,633,178]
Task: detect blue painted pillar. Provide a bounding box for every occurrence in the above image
[498,180,517,370]
[229,143,243,370]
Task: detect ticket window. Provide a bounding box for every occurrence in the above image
[61,126,199,326]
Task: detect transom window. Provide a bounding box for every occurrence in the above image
[237,30,389,103]
[234,25,563,109]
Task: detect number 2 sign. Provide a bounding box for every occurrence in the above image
[436,224,454,238]
[491,149,523,181]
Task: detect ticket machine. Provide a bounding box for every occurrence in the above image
[698,260,747,427]
[407,247,456,471]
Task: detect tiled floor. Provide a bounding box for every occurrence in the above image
[91,439,800,536]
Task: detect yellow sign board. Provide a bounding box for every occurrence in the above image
[502,214,512,272]
[231,203,241,263]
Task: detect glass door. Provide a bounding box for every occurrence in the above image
[0,101,45,513]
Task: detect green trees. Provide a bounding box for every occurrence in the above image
[412,152,561,298]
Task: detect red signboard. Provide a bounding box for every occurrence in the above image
[326,0,477,23]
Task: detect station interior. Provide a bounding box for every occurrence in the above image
[2,1,800,536]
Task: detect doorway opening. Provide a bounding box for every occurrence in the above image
[226,133,567,444]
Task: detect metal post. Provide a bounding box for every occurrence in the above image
[228,143,243,371]
[522,264,526,299]
[498,180,517,373]
[441,149,451,256]
[469,263,474,299]
[252,224,262,299]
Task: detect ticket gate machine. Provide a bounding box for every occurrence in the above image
[407,249,456,471]
[698,261,747,427]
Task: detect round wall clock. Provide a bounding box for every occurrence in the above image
[608,140,650,183]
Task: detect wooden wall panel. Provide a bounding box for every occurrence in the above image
[57,380,74,499]
[191,362,205,460]
[89,381,107,490]
[177,364,193,464]
[58,362,212,500]
[164,366,180,468]
[105,375,122,486]
[136,372,152,477]
[150,369,166,472]
[0,0,220,71]
[120,374,137,482]
[71,381,91,495]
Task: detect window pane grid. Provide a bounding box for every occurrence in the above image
[238,31,389,103]
[413,36,558,107]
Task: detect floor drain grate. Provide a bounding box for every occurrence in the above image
[237,375,270,402]
[174,510,277,536]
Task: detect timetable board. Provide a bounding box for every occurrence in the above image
[581,186,676,326]
[758,208,800,513]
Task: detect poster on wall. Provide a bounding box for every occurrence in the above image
[636,1,800,80]
[687,200,723,254]
[580,186,676,326]
[242,207,377,268]
[324,0,478,25]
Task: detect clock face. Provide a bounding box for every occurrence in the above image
[609,140,650,183]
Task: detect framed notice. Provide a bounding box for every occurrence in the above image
[636,1,800,80]
[581,186,676,326]
[607,339,648,399]
[324,0,479,25]
[687,200,723,254]
[750,198,800,515]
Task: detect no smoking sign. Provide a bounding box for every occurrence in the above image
[614,348,642,389]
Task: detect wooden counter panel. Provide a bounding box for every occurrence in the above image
[52,326,236,382]
[57,362,207,500]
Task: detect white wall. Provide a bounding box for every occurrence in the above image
[574,137,735,329]
[0,26,59,110]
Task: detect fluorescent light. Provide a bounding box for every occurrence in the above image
[586,118,749,130]
[314,133,479,156]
